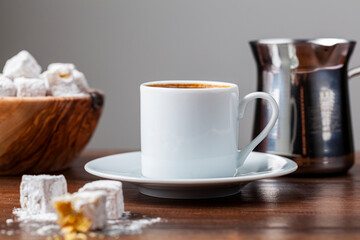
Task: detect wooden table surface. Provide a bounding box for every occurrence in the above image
[1,150,360,240]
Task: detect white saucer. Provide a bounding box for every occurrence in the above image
[85,151,297,199]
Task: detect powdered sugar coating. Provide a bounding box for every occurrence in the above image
[12,208,57,222]
[20,175,67,215]
[48,63,75,71]
[43,63,89,97]
[79,180,124,220]
[73,69,90,93]
[53,190,107,230]
[3,50,41,79]
[0,75,16,97]
[14,78,47,97]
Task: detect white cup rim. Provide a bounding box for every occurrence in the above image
[141,80,237,91]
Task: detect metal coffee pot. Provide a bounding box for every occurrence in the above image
[250,38,359,175]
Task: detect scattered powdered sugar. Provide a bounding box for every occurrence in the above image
[105,217,162,236]
[18,222,59,236]
[11,208,60,237]
[12,208,57,223]
[2,210,162,238]
[36,224,61,236]
[6,219,14,225]
[4,230,16,236]
[0,228,19,236]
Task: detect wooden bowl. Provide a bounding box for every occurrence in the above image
[0,89,104,175]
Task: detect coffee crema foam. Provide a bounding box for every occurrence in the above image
[146,83,231,89]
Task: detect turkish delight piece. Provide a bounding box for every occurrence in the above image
[43,63,89,97]
[3,50,41,79]
[20,175,67,215]
[53,191,107,232]
[0,75,16,97]
[79,180,124,219]
[48,63,76,72]
[73,69,90,93]
[14,77,47,97]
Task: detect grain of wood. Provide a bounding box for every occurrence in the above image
[0,90,104,175]
[0,151,359,239]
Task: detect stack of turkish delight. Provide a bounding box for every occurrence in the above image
[0,50,90,97]
[19,175,124,233]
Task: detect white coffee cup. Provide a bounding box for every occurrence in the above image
[140,80,279,179]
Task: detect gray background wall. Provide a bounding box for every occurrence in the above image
[0,0,359,151]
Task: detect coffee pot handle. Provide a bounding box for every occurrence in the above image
[235,92,279,176]
[348,67,360,79]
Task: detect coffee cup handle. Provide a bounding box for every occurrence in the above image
[235,92,279,176]
[348,66,360,79]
